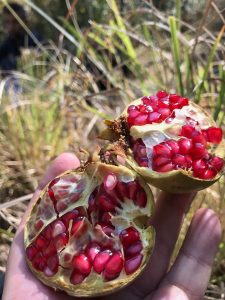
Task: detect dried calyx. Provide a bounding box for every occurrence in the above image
[24,163,154,297]
[103,91,225,193]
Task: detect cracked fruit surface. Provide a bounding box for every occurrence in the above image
[24,163,154,297]
[104,91,225,193]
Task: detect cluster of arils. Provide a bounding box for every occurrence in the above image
[123,91,224,192]
[25,165,154,297]
[25,91,224,297]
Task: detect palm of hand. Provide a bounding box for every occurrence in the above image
[2,153,221,300]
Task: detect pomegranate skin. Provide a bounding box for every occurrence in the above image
[24,163,155,297]
[101,94,225,193]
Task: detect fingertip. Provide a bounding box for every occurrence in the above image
[38,152,80,189]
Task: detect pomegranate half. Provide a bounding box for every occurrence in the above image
[24,163,154,297]
[102,91,225,193]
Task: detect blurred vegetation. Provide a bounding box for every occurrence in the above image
[0,0,225,297]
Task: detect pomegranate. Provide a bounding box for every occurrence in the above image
[102,91,225,193]
[24,163,154,297]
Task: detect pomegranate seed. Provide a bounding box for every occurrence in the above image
[70,270,86,285]
[178,138,192,155]
[98,223,115,237]
[103,271,120,281]
[127,105,137,113]
[135,190,147,207]
[127,181,138,200]
[116,182,129,199]
[54,233,68,250]
[61,209,80,228]
[191,143,208,160]
[202,168,217,179]
[172,154,187,168]
[104,251,123,275]
[178,97,189,107]
[165,140,179,155]
[42,240,57,257]
[124,254,143,275]
[180,125,195,138]
[185,155,192,168]
[125,241,143,259]
[139,105,148,113]
[71,218,84,235]
[141,96,151,105]
[138,159,148,167]
[153,156,171,168]
[148,112,161,123]
[154,162,174,172]
[98,195,116,212]
[158,108,171,119]
[104,174,118,191]
[158,100,170,108]
[85,242,101,263]
[133,114,148,126]
[46,255,59,272]
[32,252,46,271]
[101,212,112,224]
[157,90,168,98]
[43,267,57,277]
[26,245,38,260]
[93,250,112,273]
[170,102,181,110]
[153,143,171,157]
[169,94,180,103]
[52,220,66,238]
[35,220,44,231]
[72,253,91,275]
[192,159,207,172]
[128,109,140,119]
[191,131,207,146]
[206,127,223,144]
[119,227,140,248]
[209,156,224,172]
[35,235,48,250]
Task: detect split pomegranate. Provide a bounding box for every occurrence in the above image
[24,163,154,297]
[102,91,225,193]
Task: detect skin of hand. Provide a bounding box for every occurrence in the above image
[2,153,221,300]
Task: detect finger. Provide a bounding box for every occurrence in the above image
[132,192,195,296]
[150,208,221,300]
[38,152,80,190]
[20,152,80,226]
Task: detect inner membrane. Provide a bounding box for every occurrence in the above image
[26,173,149,285]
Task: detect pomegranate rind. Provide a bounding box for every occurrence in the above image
[24,163,155,297]
[101,99,225,193]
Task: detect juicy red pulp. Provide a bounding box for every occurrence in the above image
[128,92,224,180]
[127,91,189,127]
[26,175,147,284]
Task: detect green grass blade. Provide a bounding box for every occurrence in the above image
[168,16,184,95]
[195,25,225,103]
[107,0,136,60]
[214,64,225,122]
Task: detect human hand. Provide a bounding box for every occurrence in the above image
[2,153,221,300]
